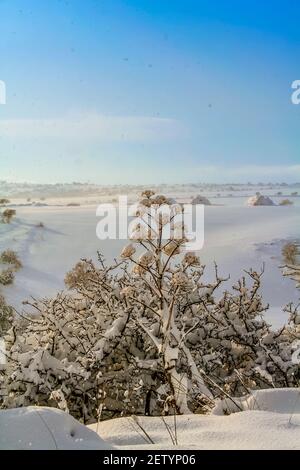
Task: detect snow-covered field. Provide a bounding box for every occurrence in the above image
[1,183,300,450]
[1,389,299,449]
[91,388,300,450]
[1,185,299,327]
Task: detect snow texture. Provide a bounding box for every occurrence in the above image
[89,389,300,450]
[0,406,113,450]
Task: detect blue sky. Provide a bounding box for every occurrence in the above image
[0,0,299,184]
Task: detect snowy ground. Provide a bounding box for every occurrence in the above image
[0,406,112,450]
[1,186,300,450]
[1,389,299,449]
[91,410,300,450]
[89,389,300,450]
[0,188,299,327]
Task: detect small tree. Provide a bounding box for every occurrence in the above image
[0,192,299,422]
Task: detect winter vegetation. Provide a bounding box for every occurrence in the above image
[0,197,16,224]
[0,191,299,436]
[1,180,299,205]
[279,199,294,206]
[0,249,22,287]
[0,295,13,336]
[191,195,211,205]
[0,198,10,205]
[0,249,22,334]
[1,209,16,224]
[281,242,300,289]
[0,249,22,270]
[247,193,275,206]
[0,269,15,286]
[282,242,299,265]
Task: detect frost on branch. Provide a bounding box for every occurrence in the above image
[0,192,299,422]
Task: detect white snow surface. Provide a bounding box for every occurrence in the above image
[0,406,113,450]
[89,389,300,450]
[212,388,300,415]
[1,192,299,327]
[0,390,299,449]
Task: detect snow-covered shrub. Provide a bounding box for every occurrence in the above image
[282,242,299,265]
[1,209,16,224]
[0,192,299,423]
[191,195,211,205]
[0,198,10,206]
[279,199,293,206]
[283,265,300,289]
[247,194,275,206]
[0,295,13,335]
[0,250,22,270]
[0,268,15,286]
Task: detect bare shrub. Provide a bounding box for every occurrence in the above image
[0,295,13,335]
[0,250,22,270]
[0,268,15,286]
[0,198,10,205]
[279,199,293,206]
[282,242,299,265]
[64,260,99,289]
[1,209,16,224]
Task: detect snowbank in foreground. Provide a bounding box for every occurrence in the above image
[1,390,299,449]
[212,388,300,415]
[0,406,113,450]
[90,389,300,450]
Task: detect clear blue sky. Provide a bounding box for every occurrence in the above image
[0,0,299,184]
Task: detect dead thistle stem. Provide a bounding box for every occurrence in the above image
[131,416,155,444]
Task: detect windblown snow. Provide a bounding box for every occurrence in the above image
[0,406,113,450]
[0,389,299,449]
[90,389,300,450]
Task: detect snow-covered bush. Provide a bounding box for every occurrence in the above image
[247,194,275,206]
[0,198,10,206]
[279,199,293,206]
[282,242,299,265]
[0,192,299,423]
[0,268,15,286]
[0,250,22,270]
[0,295,13,335]
[1,209,16,224]
[283,264,300,289]
[191,195,211,205]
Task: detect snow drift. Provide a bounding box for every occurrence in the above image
[0,407,113,450]
[89,389,300,450]
[212,388,300,415]
[0,389,300,449]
